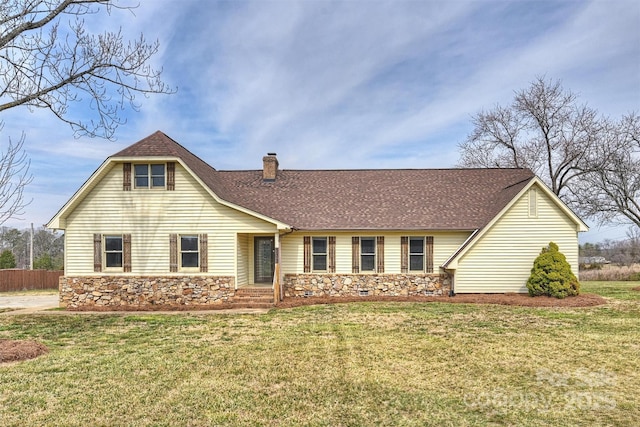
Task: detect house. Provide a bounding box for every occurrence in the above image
[47,131,588,308]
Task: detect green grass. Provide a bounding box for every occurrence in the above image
[0,282,638,426]
[581,280,640,300]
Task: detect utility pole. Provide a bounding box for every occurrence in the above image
[30,223,33,270]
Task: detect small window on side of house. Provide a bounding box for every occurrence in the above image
[529,188,538,218]
[312,237,327,271]
[180,235,199,268]
[360,237,376,272]
[104,236,123,268]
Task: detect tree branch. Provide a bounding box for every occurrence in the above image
[0,0,174,139]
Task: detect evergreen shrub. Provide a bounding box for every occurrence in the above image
[527,242,579,299]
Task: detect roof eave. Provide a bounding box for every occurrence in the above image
[286,227,480,233]
[109,155,183,162]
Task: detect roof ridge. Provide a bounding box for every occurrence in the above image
[217,167,534,173]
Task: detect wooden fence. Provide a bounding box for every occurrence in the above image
[0,269,63,292]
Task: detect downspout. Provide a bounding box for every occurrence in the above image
[447,270,455,297]
[441,228,481,297]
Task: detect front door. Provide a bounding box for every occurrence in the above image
[254,236,275,284]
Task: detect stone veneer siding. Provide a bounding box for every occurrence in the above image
[60,276,235,309]
[283,273,451,297]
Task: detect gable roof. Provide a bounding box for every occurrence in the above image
[112,131,228,194]
[110,131,537,231]
[50,131,585,234]
[442,176,589,269]
[211,168,534,230]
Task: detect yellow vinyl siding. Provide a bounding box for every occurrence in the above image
[454,185,580,293]
[248,238,254,283]
[280,231,471,274]
[236,234,249,286]
[64,162,277,276]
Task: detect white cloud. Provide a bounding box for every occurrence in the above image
[0,0,638,240]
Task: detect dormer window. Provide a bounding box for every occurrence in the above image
[134,164,165,189]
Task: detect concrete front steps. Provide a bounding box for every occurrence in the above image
[233,287,275,308]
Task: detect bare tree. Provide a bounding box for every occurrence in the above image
[0,0,172,225]
[458,77,600,203]
[574,113,640,228]
[0,0,173,139]
[0,131,32,225]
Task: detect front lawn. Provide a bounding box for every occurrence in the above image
[580,280,640,300]
[0,282,638,426]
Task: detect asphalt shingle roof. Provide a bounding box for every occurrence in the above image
[112,131,535,231]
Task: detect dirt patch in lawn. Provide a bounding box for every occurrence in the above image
[632,286,640,292]
[0,339,48,364]
[276,293,607,309]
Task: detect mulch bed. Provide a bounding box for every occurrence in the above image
[0,339,48,364]
[64,293,608,311]
[275,293,608,309]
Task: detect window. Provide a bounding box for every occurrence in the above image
[181,235,199,268]
[134,164,165,188]
[409,237,425,271]
[104,236,123,268]
[94,234,131,272]
[312,237,327,271]
[401,236,433,273]
[170,234,207,273]
[304,236,335,273]
[360,237,376,271]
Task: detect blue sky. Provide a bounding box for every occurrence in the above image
[1,0,639,243]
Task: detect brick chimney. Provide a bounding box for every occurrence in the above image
[262,153,278,181]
